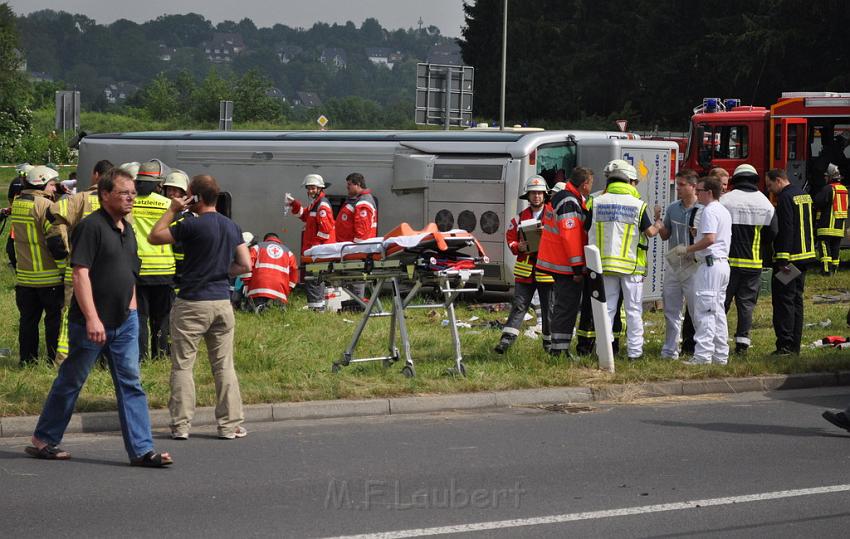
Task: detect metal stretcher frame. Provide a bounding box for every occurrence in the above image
[304,240,484,377]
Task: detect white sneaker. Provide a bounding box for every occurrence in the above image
[171,430,189,440]
[218,426,248,440]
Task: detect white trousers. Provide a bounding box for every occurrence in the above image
[603,274,644,358]
[688,260,730,364]
[661,264,695,359]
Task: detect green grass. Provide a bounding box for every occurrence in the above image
[2,167,850,416]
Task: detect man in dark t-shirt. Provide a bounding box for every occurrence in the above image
[27,168,172,467]
[149,174,252,440]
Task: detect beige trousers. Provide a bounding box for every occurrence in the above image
[169,298,244,436]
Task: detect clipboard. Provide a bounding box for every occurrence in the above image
[775,263,801,285]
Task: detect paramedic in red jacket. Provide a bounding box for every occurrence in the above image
[535,167,593,358]
[285,174,336,310]
[495,176,553,354]
[245,232,299,313]
[336,172,378,300]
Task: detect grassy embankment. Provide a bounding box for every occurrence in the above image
[1,168,850,416]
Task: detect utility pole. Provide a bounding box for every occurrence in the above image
[499,0,507,131]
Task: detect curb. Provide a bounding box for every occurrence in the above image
[2,372,849,438]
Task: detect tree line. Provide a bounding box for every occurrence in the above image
[461,0,850,129]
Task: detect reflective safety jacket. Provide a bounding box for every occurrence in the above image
[588,181,650,276]
[814,181,849,238]
[49,187,100,285]
[535,182,588,277]
[132,192,175,283]
[246,238,299,303]
[336,189,378,242]
[298,192,336,255]
[773,184,816,265]
[720,184,776,272]
[11,190,65,287]
[505,206,551,283]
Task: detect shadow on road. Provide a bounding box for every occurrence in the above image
[643,419,850,438]
[0,448,132,468]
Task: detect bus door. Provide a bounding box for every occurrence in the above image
[772,117,807,187]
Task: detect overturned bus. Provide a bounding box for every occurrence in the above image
[78,129,678,297]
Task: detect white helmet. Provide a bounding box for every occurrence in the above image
[302,173,326,188]
[26,165,59,187]
[119,162,141,180]
[162,169,189,192]
[603,159,637,181]
[550,181,567,194]
[826,163,843,180]
[520,175,548,199]
[242,231,254,244]
[16,163,33,176]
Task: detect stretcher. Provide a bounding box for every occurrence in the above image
[303,223,487,377]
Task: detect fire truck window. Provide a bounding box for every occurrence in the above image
[536,143,577,184]
[700,125,748,159]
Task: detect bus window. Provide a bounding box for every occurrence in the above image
[536,142,576,186]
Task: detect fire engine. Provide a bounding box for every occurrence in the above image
[681,92,850,193]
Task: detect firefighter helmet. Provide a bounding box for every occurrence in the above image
[550,181,567,194]
[826,163,843,180]
[26,165,59,187]
[136,159,170,182]
[731,164,758,182]
[520,175,548,200]
[162,169,190,192]
[603,159,637,181]
[119,162,141,180]
[16,163,33,176]
[242,231,254,245]
[302,173,327,189]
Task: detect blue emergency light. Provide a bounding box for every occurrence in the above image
[703,97,721,113]
[724,98,741,110]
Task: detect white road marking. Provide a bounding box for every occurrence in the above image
[320,484,850,539]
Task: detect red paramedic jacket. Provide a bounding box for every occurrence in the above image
[298,191,336,255]
[336,189,378,242]
[506,206,552,284]
[246,238,299,303]
[535,181,588,276]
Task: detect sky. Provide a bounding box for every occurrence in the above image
[7,0,468,37]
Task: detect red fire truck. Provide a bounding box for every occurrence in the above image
[681,92,850,193]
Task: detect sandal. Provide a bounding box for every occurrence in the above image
[130,451,173,468]
[25,444,71,460]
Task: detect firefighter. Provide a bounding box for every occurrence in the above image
[814,163,848,275]
[285,173,336,310]
[766,168,816,355]
[679,177,733,365]
[12,165,66,365]
[336,172,378,300]
[657,168,701,360]
[48,159,113,362]
[245,232,299,313]
[719,164,776,355]
[161,169,192,281]
[534,168,594,357]
[495,175,553,354]
[587,159,663,360]
[5,163,33,268]
[132,159,176,360]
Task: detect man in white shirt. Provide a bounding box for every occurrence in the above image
[680,177,732,365]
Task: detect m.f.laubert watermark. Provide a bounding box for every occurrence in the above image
[325,478,526,511]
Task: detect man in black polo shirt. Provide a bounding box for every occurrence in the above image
[26,167,173,467]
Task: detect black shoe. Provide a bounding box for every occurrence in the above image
[548,349,574,360]
[494,342,509,354]
[734,344,749,355]
[770,348,793,357]
[576,346,593,356]
[822,411,850,432]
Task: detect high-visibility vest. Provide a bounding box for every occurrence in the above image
[245,239,299,303]
[588,182,647,275]
[51,188,101,285]
[720,187,775,270]
[132,193,175,278]
[11,190,64,287]
[816,183,848,237]
[336,190,378,242]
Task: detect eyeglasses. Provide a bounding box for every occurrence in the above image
[113,190,137,199]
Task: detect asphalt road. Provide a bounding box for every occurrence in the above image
[2,387,850,538]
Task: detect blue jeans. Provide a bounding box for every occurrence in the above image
[34,311,155,460]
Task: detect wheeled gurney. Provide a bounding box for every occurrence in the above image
[302,223,487,377]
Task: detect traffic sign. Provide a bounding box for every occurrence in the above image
[616,119,628,132]
[317,115,329,128]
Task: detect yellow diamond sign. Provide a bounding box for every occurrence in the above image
[317,115,329,128]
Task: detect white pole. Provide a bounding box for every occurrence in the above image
[499,0,507,131]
